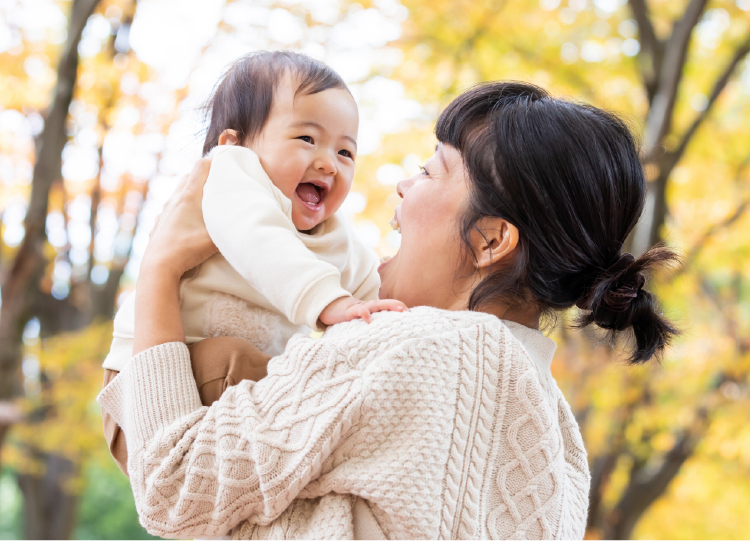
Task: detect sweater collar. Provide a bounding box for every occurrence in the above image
[501,320,556,377]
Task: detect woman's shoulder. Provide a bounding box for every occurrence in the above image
[322,305,549,344]
[315,307,554,372]
[321,305,497,342]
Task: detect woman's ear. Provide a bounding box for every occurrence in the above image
[469,217,519,270]
[218,129,240,146]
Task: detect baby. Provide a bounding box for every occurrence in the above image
[102,51,405,372]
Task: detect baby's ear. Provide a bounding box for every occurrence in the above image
[218,129,239,146]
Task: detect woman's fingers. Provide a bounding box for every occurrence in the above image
[165,159,210,211]
[173,172,190,196]
[140,157,217,278]
[183,158,212,195]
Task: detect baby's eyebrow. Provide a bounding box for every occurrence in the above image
[290,120,357,148]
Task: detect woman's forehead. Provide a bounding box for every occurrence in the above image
[432,143,460,172]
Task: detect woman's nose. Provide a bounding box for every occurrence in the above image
[314,153,337,176]
[396,176,415,198]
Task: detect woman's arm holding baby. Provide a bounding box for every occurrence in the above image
[97,161,366,535]
[133,159,218,355]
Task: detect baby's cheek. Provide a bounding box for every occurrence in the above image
[264,160,299,199]
[324,186,348,216]
[274,176,299,200]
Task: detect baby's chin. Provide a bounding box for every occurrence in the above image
[291,204,332,233]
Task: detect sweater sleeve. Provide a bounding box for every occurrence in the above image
[203,147,351,330]
[96,339,363,539]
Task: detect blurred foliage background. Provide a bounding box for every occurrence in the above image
[0,0,749,538]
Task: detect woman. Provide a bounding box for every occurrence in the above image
[98,82,677,539]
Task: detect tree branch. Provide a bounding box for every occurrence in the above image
[670,36,750,164]
[586,386,644,534]
[699,273,750,354]
[676,156,750,274]
[643,0,708,159]
[682,198,750,271]
[628,0,662,100]
[604,426,702,539]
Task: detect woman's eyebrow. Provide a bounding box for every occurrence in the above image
[289,120,357,148]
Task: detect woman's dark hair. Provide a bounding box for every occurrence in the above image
[436,81,678,364]
[202,51,349,155]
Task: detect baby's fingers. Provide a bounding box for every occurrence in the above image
[365,299,409,314]
[347,304,372,324]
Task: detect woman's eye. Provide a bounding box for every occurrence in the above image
[298,135,314,144]
[419,165,428,176]
[338,149,353,159]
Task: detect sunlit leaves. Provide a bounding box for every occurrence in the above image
[8,322,115,478]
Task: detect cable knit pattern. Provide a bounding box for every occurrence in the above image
[97,307,590,539]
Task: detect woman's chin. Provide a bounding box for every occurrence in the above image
[377,251,398,298]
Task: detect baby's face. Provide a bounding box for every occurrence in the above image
[247,75,359,231]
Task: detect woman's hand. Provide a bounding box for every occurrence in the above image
[133,159,217,355]
[140,159,218,281]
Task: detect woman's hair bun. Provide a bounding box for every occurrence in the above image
[576,246,680,364]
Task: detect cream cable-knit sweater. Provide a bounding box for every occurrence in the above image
[97,307,590,540]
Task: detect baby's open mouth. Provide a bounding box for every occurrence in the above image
[295,182,328,208]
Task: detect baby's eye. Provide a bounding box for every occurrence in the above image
[298,135,314,144]
[338,149,353,159]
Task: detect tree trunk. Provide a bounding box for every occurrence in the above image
[17,453,79,540]
[601,430,699,539]
[0,0,101,402]
[0,0,101,538]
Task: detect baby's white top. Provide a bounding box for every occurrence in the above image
[202,145,380,325]
[102,145,380,371]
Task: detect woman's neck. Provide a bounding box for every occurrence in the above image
[440,273,542,329]
[482,303,541,330]
[440,295,541,330]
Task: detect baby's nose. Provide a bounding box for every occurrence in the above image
[315,154,337,175]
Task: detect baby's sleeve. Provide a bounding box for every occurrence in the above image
[203,147,351,330]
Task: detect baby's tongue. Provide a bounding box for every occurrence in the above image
[296,183,320,205]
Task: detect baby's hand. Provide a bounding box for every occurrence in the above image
[319,296,408,326]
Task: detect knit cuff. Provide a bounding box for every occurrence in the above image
[292,273,351,331]
[97,342,203,449]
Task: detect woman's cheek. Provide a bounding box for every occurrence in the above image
[405,187,440,235]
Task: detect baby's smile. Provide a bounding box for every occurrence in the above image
[295,179,330,212]
[246,77,357,232]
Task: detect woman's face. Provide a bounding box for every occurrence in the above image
[378,143,474,310]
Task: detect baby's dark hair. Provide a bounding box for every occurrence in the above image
[437,81,679,364]
[202,51,349,155]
